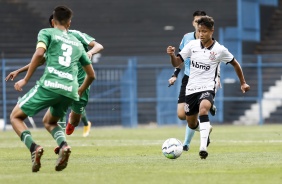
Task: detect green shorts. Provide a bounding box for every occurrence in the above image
[70,99,87,114]
[18,84,74,117]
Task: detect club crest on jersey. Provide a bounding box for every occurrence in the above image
[209,52,217,60]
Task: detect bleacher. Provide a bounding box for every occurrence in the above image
[1,0,237,58]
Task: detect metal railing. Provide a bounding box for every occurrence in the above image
[1,55,282,130]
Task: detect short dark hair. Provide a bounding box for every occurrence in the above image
[193,10,207,17]
[197,15,214,30]
[48,14,53,27]
[53,5,73,25]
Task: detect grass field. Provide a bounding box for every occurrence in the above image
[0,124,282,184]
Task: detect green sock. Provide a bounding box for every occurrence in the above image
[81,111,89,126]
[51,126,66,146]
[20,130,35,150]
[58,122,66,131]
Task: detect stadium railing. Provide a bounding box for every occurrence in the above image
[1,55,282,130]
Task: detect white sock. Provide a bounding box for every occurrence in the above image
[199,121,210,151]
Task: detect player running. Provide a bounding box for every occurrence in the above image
[167,16,250,159]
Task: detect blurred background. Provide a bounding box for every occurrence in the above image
[1,0,282,130]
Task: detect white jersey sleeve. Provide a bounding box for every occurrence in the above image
[178,40,195,61]
[219,45,234,64]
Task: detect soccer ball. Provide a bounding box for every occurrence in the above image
[162,138,183,159]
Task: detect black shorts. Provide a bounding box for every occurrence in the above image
[178,74,189,103]
[184,90,215,116]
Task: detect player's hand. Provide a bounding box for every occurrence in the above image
[167,46,175,56]
[241,83,250,93]
[14,79,27,91]
[5,71,19,81]
[86,51,92,60]
[78,87,83,97]
[168,76,177,87]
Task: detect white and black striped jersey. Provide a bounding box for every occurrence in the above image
[178,39,234,95]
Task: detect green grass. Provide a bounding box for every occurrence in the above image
[0,124,282,184]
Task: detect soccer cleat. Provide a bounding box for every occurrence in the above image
[65,122,75,135]
[209,105,217,116]
[55,145,71,171]
[54,146,60,155]
[199,150,208,159]
[31,145,44,172]
[82,121,91,137]
[207,125,213,147]
[183,145,189,151]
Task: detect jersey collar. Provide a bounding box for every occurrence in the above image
[200,38,216,50]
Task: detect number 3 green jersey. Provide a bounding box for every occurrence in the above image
[37,28,91,101]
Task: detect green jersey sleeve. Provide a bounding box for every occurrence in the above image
[79,50,92,66]
[37,29,51,46]
[69,30,95,51]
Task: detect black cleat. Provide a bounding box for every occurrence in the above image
[199,150,208,159]
[210,105,217,116]
[55,145,71,171]
[183,145,189,151]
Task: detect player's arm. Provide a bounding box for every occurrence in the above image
[78,52,96,96]
[229,58,250,93]
[5,58,45,81]
[168,63,184,87]
[167,46,183,67]
[14,44,45,91]
[87,41,104,59]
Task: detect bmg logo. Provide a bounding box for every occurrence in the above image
[191,61,210,71]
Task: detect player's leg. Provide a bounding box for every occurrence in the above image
[65,100,86,135]
[198,91,214,159]
[65,111,82,135]
[10,104,44,172]
[177,75,195,151]
[58,113,67,132]
[81,110,91,137]
[10,85,46,172]
[179,102,194,151]
[46,95,73,171]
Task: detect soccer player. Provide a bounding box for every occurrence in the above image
[6,15,104,138]
[167,16,250,159]
[49,14,103,137]
[46,24,101,149]
[168,10,218,152]
[9,6,95,172]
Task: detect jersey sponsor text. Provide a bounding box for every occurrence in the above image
[55,35,80,47]
[47,67,73,80]
[191,61,210,71]
[44,80,73,92]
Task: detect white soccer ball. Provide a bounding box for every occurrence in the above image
[162,138,183,159]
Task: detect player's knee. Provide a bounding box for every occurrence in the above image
[199,107,209,115]
[177,111,186,120]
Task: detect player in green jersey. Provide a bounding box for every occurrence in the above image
[8,6,95,172]
[6,15,103,138]
[49,14,104,137]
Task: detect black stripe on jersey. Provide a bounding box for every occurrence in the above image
[213,63,220,92]
[226,57,235,65]
[177,54,184,62]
